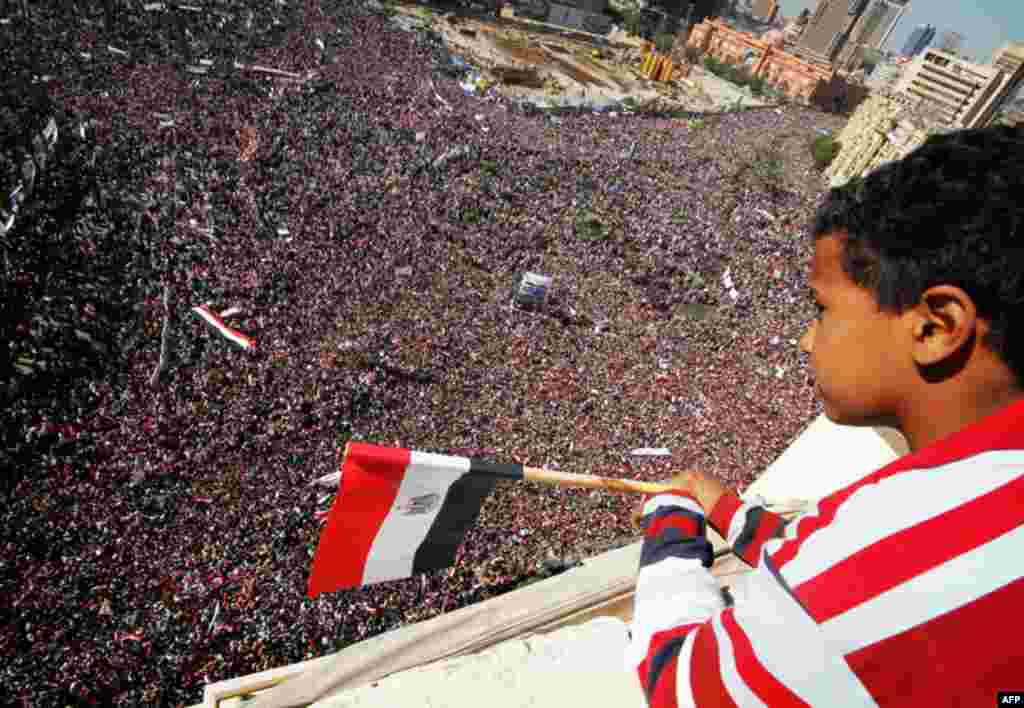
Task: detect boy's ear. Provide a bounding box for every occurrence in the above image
[909,285,979,367]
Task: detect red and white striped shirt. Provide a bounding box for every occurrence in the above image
[627,399,1024,706]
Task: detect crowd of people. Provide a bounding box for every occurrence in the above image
[1,0,847,704]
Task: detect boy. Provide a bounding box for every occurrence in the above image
[627,125,1024,706]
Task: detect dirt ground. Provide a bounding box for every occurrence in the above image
[389,3,720,112]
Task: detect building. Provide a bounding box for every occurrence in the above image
[795,0,909,72]
[833,0,909,72]
[935,29,964,55]
[865,58,906,91]
[782,9,811,44]
[990,41,1024,115]
[900,23,935,58]
[509,0,613,33]
[892,48,1017,129]
[750,0,779,24]
[824,91,950,188]
[688,18,871,112]
[686,0,722,26]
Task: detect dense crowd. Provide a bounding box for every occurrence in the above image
[1,1,846,705]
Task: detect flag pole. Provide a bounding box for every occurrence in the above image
[311,443,685,496]
[521,465,678,496]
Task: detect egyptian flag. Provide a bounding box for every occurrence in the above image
[308,442,523,598]
[192,304,255,350]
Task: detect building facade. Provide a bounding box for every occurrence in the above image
[688,18,870,111]
[509,0,613,33]
[990,41,1024,115]
[935,30,964,55]
[750,0,779,24]
[900,23,935,58]
[796,0,909,71]
[782,9,811,44]
[892,48,1015,129]
[824,91,947,188]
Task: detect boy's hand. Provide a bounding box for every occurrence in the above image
[631,470,729,530]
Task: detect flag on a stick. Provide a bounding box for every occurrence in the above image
[308,443,523,598]
[192,304,255,350]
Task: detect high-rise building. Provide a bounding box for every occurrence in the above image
[750,0,779,24]
[893,48,1017,129]
[795,0,909,70]
[990,41,1024,115]
[682,0,721,26]
[935,30,964,55]
[782,8,811,43]
[901,24,935,58]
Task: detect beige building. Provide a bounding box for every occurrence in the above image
[892,48,1018,129]
[783,20,805,44]
[990,41,1024,113]
[825,45,1024,190]
[750,0,780,24]
[834,0,909,71]
[796,0,908,71]
[782,9,811,44]
[823,91,948,188]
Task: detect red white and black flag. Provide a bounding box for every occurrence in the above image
[307,442,523,598]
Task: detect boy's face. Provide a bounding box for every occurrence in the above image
[799,232,907,428]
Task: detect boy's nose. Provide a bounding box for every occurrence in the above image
[799,322,815,353]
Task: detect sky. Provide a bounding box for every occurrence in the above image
[775,0,1023,63]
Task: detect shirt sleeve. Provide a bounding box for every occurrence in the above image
[707,491,790,567]
[626,491,809,708]
[625,491,728,707]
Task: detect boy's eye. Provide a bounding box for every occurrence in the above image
[813,302,826,319]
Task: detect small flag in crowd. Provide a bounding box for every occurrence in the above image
[307,443,524,598]
[192,303,255,350]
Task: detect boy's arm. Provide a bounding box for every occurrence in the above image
[653,471,791,568]
[625,490,728,706]
[707,491,791,567]
[622,489,856,704]
[628,489,874,707]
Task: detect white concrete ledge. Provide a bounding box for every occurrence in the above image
[316,616,645,708]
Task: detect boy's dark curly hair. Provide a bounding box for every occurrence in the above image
[812,124,1024,382]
